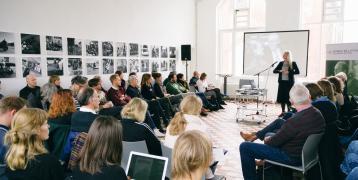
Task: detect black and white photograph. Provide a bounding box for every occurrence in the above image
[116,42,127,57]
[141,44,149,57]
[86,40,99,56]
[0,56,16,78]
[169,47,176,58]
[161,46,168,58]
[129,59,140,73]
[86,58,99,75]
[46,36,63,55]
[116,59,127,73]
[151,45,160,58]
[0,32,15,54]
[67,38,82,56]
[103,58,114,74]
[129,43,139,57]
[22,57,42,77]
[151,61,159,72]
[169,59,176,71]
[141,59,149,72]
[47,57,63,76]
[102,41,113,56]
[161,60,168,71]
[21,33,41,54]
[68,58,83,76]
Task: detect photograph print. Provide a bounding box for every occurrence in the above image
[46,36,63,55]
[169,47,176,58]
[102,41,113,56]
[86,40,99,56]
[169,59,176,72]
[0,56,16,78]
[151,45,160,58]
[116,59,127,73]
[129,59,140,73]
[86,58,99,75]
[161,46,168,58]
[116,42,127,57]
[22,57,42,77]
[326,60,358,95]
[151,61,159,72]
[47,57,63,76]
[67,38,82,56]
[21,33,41,54]
[0,32,15,54]
[68,58,83,76]
[161,59,168,71]
[141,59,149,72]
[141,44,149,57]
[102,58,114,74]
[129,43,139,57]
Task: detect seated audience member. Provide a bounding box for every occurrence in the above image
[171,130,213,180]
[164,71,176,87]
[106,74,131,106]
[328,76,345,107]
[239,84,325,180]
[88,78,113,108]
[189,71,200,88]
[166,73,188,95]
[41,75,62,110]
[317,79,336,103]
[19,74,43,109]
[336,72,351,117]
[70,116,127,180]
[125,75,141,98]
[0,97,27,165]
[341,141,358,179]
[70,76,88,109]
[115,70,126,90]
[177,73,189,90]
[121,98,162,156]
[47,89,76,159]
[197,73,226,105]
[92,75,107,93]
[153,72,169,98]
[5,108,64,180]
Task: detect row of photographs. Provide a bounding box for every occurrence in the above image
[0,56,176,78]
[0,31,177,58]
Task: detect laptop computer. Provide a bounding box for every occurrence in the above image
[126,151,168,180]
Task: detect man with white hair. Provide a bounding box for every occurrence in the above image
[19,74,43,109]
[239,84,325,180]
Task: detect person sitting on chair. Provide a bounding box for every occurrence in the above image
[19,74,43,109]
[107,74,131,106]
[196,73,226,105]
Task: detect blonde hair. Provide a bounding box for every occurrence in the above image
[171,130,212,179]
[5,108,48,170]
[283,50,293,69]
[168,95,202,136]
[121,98,148,122]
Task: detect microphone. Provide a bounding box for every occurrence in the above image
[271,61,278,67]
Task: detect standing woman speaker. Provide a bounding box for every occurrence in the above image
[273,51,300,116]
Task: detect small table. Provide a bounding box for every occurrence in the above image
[216,74,232,96]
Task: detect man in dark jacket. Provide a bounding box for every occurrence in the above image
[19,74,42,109]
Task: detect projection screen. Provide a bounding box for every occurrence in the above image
[243,30,309,76]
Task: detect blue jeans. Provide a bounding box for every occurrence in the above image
[347,166,358,180]
[341,141,358,175]
[256,118,286,140]
[239,142,300,180]
[196,92,212,107]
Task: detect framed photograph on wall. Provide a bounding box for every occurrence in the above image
[86,58,99,75]
[161,59,168,71]
[0,32,15,54]
[116,59,127,73]
[169,47,176,58]
[103,58,114,74]
[129,43,139,57]
[102,41,114,56]
[68,58,83,76]
[86,40,99,56]
[141,59,149,72]
[21,33,41,54]
[47,57,63,76]
[0,56,16,78]
[67,38,82,56]
[116,42,127,57]
[129,59,140,73]
[141,44,149,57]
[151,45,159,58]
[161,46,168,58]
[169,59,176,72]
[46,36,63,55]
[22,57,42,77]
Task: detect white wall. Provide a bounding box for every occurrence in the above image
[0,0,195,95]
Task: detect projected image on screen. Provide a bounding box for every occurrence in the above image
[243,30,309,76]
